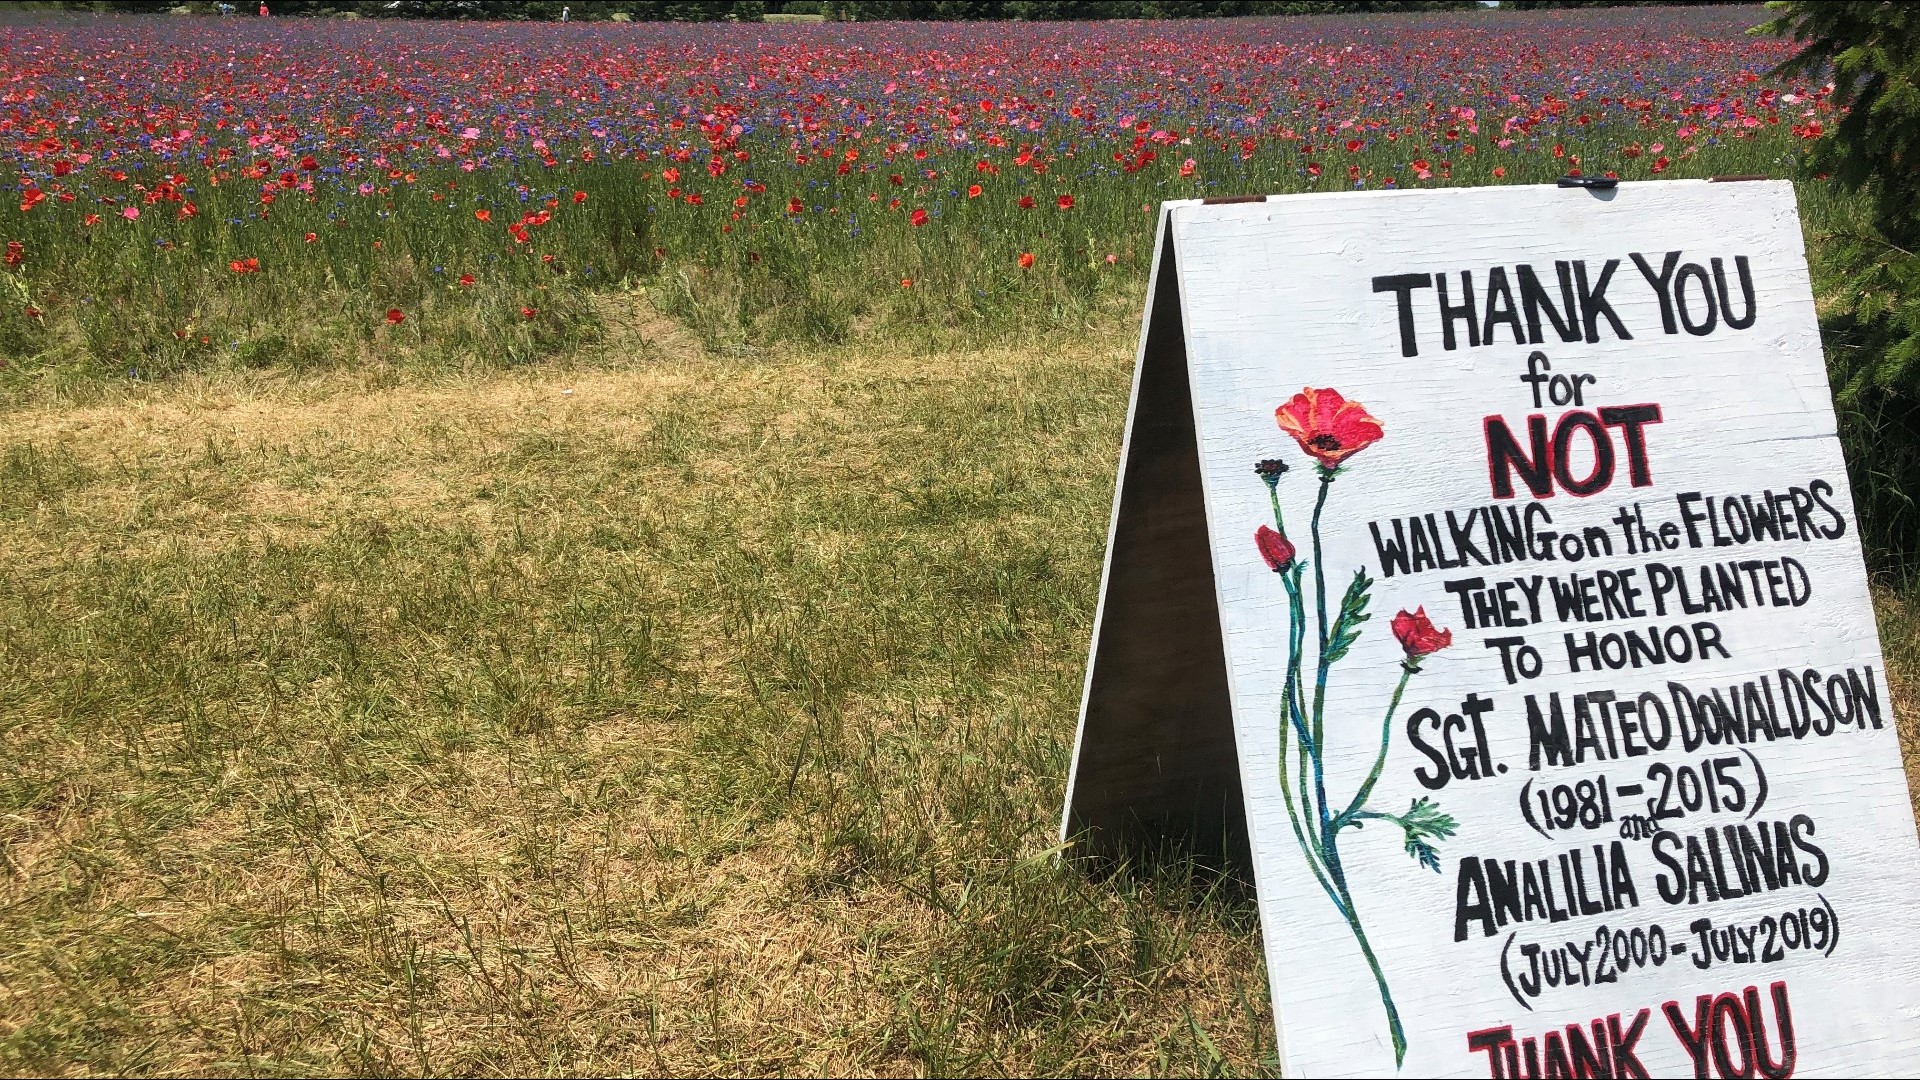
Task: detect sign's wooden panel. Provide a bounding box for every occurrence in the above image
[1065,181,1920,1077]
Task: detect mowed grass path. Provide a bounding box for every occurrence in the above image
[2,302,1917,1076]
[0,304,1274,1077]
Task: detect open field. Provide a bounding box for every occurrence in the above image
[4,4,1919,1075]
[0,304,1292,1076]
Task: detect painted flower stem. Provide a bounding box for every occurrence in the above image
[1308,468,1335,752]
[1270,483,1400,1060]
[1334,883,1407,1066]
[1259,389,1447,1070]
[1336,664,1418,830]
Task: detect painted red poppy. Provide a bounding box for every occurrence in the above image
[1255,525,1296,573]
[1274,387,1383,470]
[1391,607,1452,658]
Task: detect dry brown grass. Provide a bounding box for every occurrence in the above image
[0,309,1275,1077]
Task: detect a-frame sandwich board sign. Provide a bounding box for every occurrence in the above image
[1063,181,1920,1078]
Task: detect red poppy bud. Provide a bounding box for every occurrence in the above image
[1255,525,1295,573]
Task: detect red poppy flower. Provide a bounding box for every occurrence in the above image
[910,208,929,226]
[889,174,904,185]
[474,209,491,222]
[303,232,317,243]
[521,306,537,319]
[228,257,259,273]
[787,197,804,214]
[967,183,982,198]
[1255,525,1296,573]
[1018,251,1034,269]
[19,189,46,212]
[900,277,912,288]
[3,241,23,267]
[1392,607,1452,659]
[1345,138,1363,153]
[1274,387,1384,470]
[458,273,475,286]
[1018,195,1035,209]
[662,167,680,184]
[1055,193,1074,210]
[572,191,587,204]
[385,308,405,325]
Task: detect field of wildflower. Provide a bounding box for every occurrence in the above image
[1,4,1830,384]
[7,6,1911,1077]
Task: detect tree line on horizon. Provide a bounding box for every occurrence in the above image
[48,1,1727,23]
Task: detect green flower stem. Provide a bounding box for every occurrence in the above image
[1280,567,1336,888]
[1307,469,1344,889]
[1279,666,1347,921]
[1268,459,1407,1067]
[1333,878,1408,1066]
[1336,664,1417,831]
[1309,469,1334,753]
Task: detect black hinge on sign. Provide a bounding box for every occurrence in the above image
[1200,194,1268,205]
[1557,175,1619,190]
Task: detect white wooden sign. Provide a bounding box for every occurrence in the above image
[1063,180,1920,1078]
